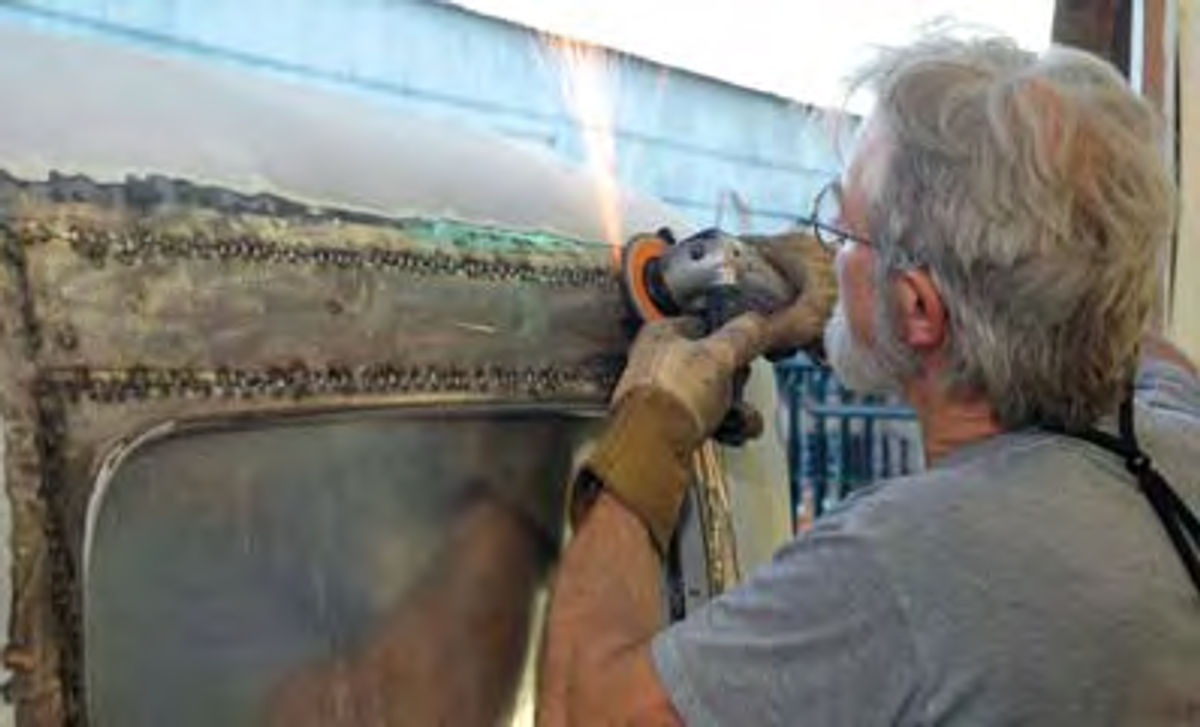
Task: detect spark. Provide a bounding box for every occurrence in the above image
[544,34,624,267]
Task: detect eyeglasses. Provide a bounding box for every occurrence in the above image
[802,180,874,250]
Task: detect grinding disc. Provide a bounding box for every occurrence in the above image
[620,233,671,322]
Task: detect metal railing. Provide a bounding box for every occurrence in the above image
[775,355,924,530]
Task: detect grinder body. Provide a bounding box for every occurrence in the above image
[622,228,796,331]
[620,227,801,445]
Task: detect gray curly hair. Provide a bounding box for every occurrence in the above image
[855,36,1174,430]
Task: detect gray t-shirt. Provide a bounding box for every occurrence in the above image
[654,359,1200,725]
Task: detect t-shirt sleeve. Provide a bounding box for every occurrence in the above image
[1136,355,1200,418]
[651,521,921,726]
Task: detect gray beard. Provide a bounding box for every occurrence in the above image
[824,302,904,395]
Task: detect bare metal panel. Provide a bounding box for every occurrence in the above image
[86,410,582,726]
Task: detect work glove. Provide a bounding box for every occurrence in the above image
[576,314,769,552]
[740,230,838,358]
[573,231,836,551]
[708,231,838,444]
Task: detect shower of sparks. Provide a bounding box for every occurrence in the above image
[545,34,624,266]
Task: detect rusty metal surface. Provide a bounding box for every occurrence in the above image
[0,171,631,725]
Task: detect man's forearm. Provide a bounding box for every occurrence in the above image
[538,492,681,726]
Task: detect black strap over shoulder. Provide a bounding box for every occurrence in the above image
[1046,396,1200,598]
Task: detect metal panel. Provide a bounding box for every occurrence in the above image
[86,409,582,727]
[0,171,622,724]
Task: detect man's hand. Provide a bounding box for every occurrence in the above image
[539,233,837,725]
[614,315,769,439]
[742,231,838,356]
[580,232,837,550]
[581,314,769,551]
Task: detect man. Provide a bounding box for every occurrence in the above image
[539,36,1200,725]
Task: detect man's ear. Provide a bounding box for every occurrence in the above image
[892,269,946,351]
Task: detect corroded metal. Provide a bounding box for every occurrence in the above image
[0,171,631,725]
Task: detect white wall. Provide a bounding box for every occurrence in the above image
[1174,0,1200,360]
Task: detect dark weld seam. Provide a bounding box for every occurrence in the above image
[0,226,43,358]
[62,226,617,289]
[38,362,624,403]
[31,379,84,726]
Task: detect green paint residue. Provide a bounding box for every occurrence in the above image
[399,218,609,252]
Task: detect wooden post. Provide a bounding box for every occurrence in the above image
[1056,0,1198,358]
[1053,0,1131,72]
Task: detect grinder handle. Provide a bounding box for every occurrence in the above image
[713,375,763,446]
[702,287,763,447]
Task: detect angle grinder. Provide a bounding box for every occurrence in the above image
[620,227,798,444]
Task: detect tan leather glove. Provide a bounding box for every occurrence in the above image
[574,231,837,552]
[578,314,769,552]
[741,231,837,356]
